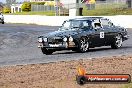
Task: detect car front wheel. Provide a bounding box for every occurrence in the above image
[77,38,89,53]
[111,34,123,49]
[41,48,53,55]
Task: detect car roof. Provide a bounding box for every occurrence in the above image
[69,17,104,21]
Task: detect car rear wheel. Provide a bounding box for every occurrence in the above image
[77,38,89,53]
[2,21,4,24]
[41,48,53,55]
[111,34,123,49]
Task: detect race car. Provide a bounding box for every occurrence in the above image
[38,17,129,55]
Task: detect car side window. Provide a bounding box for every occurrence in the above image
[101,19,109,26]
[92,19,102,30]
[80,21,92,30]
[92,22,102,30]
[94,23,101,28]
[83,21,89,27]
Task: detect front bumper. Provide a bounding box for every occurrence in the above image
[123,35,129,40]
[38,41,76,49]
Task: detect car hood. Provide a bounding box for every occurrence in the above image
[43,30,78,38]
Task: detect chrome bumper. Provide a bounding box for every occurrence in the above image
[123,35,129,40]
[38,42,75,48]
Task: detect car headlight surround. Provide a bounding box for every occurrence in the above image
[63,37,67,42]
[69,36,73,42]
[38,37,43,42]
[43,38,48,42]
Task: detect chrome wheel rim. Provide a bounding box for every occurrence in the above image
[116,35,122,48]
[80,38,89,52]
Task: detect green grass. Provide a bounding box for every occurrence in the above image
[83,8,132,16]
[4,3,132,16]
[5,11,55,16]
[122,83,132,88]
[95,3,127,9]
[82,3,132,16]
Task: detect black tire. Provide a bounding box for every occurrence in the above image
[72,48,78,52]
[2,21,4,24]
[76,76,87,85]
[41,48,53,55]
[77,37,89,53]
[111,34,123,49]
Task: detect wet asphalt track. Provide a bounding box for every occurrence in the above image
[0,23,132,66]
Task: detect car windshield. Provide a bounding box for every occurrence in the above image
[59,20,92,31]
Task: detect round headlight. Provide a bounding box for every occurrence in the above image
[69,36,73,42]
[63,37,67,42]
[44,38,48,42]
[38,38,43,42]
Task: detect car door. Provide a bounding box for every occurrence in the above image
[89,22,105,47]
[100,19,117,45]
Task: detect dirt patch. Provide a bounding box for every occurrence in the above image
[0,55,132,88]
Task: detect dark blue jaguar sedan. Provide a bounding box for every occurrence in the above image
[38,17,129,55]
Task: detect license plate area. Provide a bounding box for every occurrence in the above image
[49,44,62,47]
[48,37,63,44]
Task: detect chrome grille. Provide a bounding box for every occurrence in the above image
[48,37,63,44]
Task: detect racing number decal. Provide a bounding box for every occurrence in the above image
[100,32,104,38]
